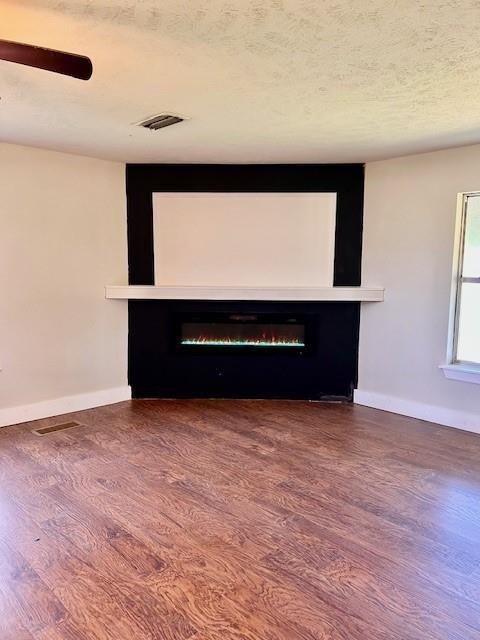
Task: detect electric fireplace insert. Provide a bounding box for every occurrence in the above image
[176,312,308,354]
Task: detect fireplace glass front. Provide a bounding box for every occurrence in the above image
[176,312,307,352]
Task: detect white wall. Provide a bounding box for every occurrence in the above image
[153,193,337,287]
[357,143,480,432]
[0,143,129,426]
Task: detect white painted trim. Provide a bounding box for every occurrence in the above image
[354,389,480,435]
[0,386,131,429]
[440,363,480,385]
[445,193,467,364]
[105,285,385,302]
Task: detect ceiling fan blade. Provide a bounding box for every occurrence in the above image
[0,39,92,80]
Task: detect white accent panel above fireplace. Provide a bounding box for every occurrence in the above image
[152,193,337,287]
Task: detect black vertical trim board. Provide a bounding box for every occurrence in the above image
[125,164,365,399]
[126,164,364,286]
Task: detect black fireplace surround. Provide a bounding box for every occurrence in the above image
[127,164,364,400]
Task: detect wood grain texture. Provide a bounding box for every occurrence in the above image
[0,399,480,639]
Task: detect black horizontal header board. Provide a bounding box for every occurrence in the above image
[126,164,365,287]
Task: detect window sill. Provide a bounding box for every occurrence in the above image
[440,363,480,385]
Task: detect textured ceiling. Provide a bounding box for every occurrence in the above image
[2,0,480,163]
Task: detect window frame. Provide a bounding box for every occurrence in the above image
[441,192,480,383]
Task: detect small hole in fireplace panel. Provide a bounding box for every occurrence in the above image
[175,312,309,354]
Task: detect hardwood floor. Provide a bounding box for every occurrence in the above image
[0,399,480,639]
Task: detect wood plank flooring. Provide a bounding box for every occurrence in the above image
[0,399,480,639]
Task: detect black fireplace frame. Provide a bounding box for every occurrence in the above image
[126,164,365,400]
[172,310,313,356]
[128,299,359,400]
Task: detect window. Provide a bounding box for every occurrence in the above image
[455,194,480,364]
[442,193,480,383]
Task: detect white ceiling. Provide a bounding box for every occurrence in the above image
[2,0,480,163]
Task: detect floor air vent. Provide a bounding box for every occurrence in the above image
[137,113,185,130]
[33,421,80,435]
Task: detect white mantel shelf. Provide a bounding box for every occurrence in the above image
[105,285,384,302]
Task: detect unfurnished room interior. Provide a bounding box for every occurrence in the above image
[1,1,480,639]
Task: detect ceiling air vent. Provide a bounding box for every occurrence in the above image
[137,113,185,131]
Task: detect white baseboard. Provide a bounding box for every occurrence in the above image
[354,389,480,435]
[0,386,131,428]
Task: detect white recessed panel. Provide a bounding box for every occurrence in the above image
[153,193,337,287]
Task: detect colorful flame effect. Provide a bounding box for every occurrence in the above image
[181,333,305,347]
